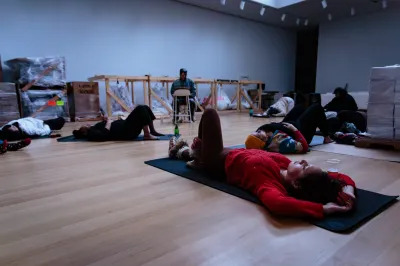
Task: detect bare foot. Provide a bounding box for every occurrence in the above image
[186,159,204,170]
[144,134,159,140]
[191,137,202,150]
[151,131,165,136]
[324,136,334,144]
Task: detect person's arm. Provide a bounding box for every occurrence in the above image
[330,173,356,209]
[282,122,308,153]
[170,81,176,96]
[348,96,358,111]
[258,186,324,219]
[105,118,113,131]
[190,80,196,98]
[324,98,337,111]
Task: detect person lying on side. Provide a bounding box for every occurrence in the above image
[73,105,165,141]
[246,103,333,154]
[0,117,65,141]
[186,109,356,219]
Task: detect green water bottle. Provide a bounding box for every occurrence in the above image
[174,124,180,136]
[249,108,254,117]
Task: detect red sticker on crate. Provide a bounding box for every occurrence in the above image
[48,100,56,106]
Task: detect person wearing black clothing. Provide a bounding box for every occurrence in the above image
[73,105,164,141]
[255,104,333,144]
[324,87,366,132]
[324,87,358,112]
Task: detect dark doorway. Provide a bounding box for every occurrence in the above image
[295,27,319,94]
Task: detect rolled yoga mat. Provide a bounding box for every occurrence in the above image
[57,134,177,142]
[144,157,398,233]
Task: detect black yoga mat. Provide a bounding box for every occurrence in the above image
[145,158,398,233]
[309,135,324,147]
[57,134,177,142]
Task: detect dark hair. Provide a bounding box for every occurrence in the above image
[257,122,295,138]
[1,124,24,141]
[73,128,88,139]
[287,171,344,204]
[180,68,187,74]
[333,87,348,96]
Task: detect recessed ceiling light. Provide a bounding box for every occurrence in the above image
[382,0,387,9]
[351,7,355,16]
[304,19,309,26]
[296,18,300,26]
[240,1,245,10]
[281,14,286,22]
[328,13,332,21]
[220,0,226,5]
[321,0,327,9]
[260,6,265,16]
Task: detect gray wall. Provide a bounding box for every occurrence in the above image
[0,0,296,104]
[316,9,400,94]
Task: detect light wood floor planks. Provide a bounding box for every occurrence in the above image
[0,112,399,266]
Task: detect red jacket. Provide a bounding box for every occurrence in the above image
[225,149,355,219]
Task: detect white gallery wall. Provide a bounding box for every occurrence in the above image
[316,8,400,94]
[0,0,297,104]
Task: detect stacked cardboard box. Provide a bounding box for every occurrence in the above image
[0,83,20,126]
[67,82,101,122]
[368,65,400,139]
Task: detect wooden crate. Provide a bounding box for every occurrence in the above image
[355,137,400,151]
[67,82,102,122]
[0,83,20,126]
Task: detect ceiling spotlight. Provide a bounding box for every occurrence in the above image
[260,6,265,16]
[351,7,355,16]
[220,0,226,5]
[240,1,245,10]
[296,18,300,26]
[328,13,332,21]
[304,19,309,26]
[321,0,327,9]
[281,14,286,21]
[382,0,387,9]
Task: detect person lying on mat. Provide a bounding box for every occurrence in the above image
[263,96,294,117]
[0,117,65,141]
[188,108,356,219]
[73,105,165,141]
[246,103,333,154]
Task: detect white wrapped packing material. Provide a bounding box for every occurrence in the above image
[370,65,400,80]
[395,128,400,140]
[367,115,394,128]
[151,83,172,114]
[110,84,134,115]
[20,89,68,120]
[367,103,394,116]
[214,86,231,111]
[368,126,394,139]
[6,57,66,87]
[367,102,394,127]
[395,104,400,128]
[368,79,396,103]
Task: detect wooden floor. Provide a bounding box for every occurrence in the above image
[1,112,400,266]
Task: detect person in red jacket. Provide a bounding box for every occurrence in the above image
[245,104,333,154]
[188,109,356,219]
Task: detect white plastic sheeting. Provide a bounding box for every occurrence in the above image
[6,56,66,87]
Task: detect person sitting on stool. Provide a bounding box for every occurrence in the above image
[171,68,196,122]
